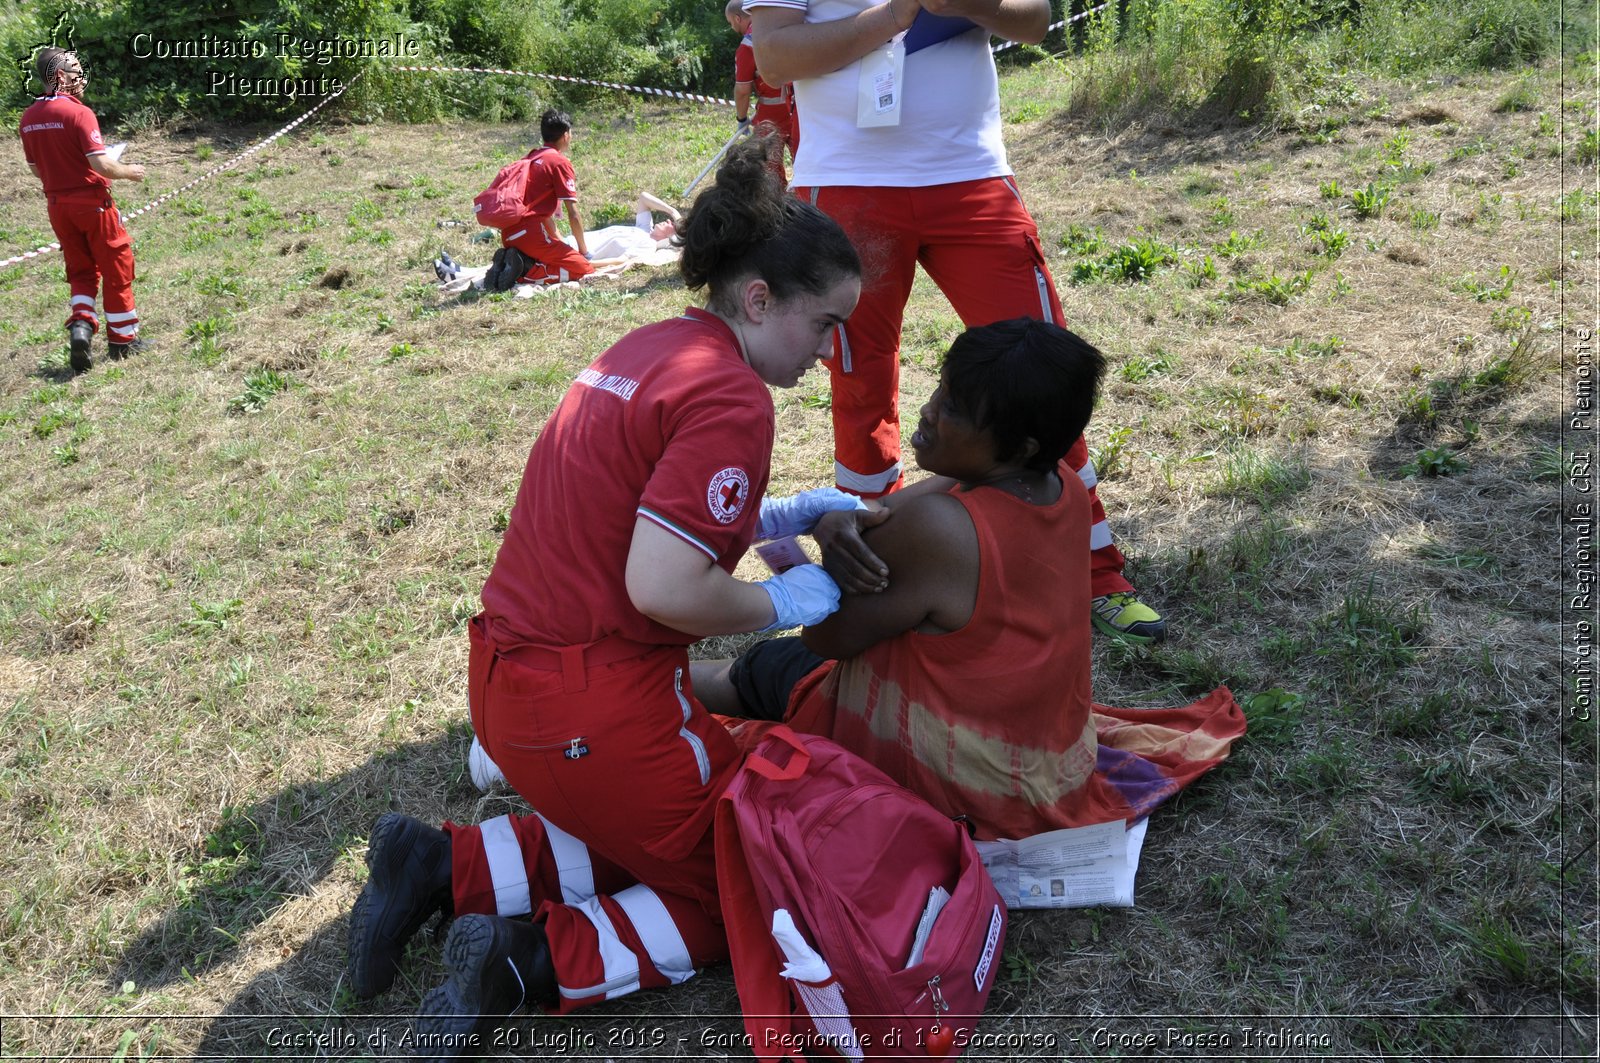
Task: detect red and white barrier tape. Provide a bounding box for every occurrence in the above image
[992,0,1113,54]
[1,6,1112,273]
[0,70,363,272]
[394,65,737,109]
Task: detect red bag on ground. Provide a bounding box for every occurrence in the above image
[472,150,543,229]
[715,726,1007,1061]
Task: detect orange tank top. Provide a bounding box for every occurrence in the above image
[793,461,1098,839]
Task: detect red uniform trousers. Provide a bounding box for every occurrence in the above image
[753,97,797,185]
[796,177,1130,596]
[447,623,737,1011]
[48,191,138,342]
[503,216,595,284]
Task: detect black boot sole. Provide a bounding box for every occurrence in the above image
[411,913,555,1061]
[410,917,505,1063]
[486,248,508,292]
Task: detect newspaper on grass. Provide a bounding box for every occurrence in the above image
[976,817,1149,909]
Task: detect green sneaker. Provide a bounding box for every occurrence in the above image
[1091,591,1167,643]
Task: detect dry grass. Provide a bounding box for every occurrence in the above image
[0,54,1593,1061]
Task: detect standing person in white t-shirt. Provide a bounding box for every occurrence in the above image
[745,0,1167,642]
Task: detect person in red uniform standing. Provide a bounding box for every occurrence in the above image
[345,136,870,1059]
[727,0,798,184]
[488,109,593,290]
[747,0,1168,642]
[19,48,147,373]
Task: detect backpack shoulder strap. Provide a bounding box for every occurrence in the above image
[715,759,805,1062]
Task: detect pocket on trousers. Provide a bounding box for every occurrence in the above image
[1021,231,1059,325]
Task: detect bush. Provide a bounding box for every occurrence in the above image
[2,0,738,123]
[1344,0,1560,74]
[1061,0,1564,128]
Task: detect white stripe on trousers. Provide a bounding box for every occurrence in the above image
[535,812,597,904]
[835,459,901,495]
[70,294,95,308]
[1090,520,1113,550]
[556,886,696,1000]
[478,814,533,916]
[557,896,643,1000]
[611,884,696,985]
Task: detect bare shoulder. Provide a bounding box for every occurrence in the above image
[862,489,977,572]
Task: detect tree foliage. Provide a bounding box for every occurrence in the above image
[2,0,738,122]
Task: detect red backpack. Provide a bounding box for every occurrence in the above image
[471,147,550,229]
[715,726,1007,1061]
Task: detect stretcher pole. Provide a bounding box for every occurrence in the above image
[684,123,750,197]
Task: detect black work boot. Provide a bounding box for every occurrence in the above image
[347,813,454,999]
[108,338,149,360]
[410,915,556,1062]
[498,247,531,290]
[68,320,93,373]
[485,247,507,291]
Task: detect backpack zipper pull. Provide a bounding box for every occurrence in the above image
[565,737,590,760]
[925,976,955,1055]
[928,975,947,1014]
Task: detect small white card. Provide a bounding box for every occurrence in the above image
[754,535,809,574]
[105,142,127,163]
[855,35,905,127]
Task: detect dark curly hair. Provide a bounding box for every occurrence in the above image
[677,134,859,315]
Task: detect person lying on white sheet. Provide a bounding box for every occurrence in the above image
[571,191,681,264]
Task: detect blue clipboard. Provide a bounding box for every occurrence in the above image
[903,10,979,54]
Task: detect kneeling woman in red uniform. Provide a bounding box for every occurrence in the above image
[344,137,863,1054]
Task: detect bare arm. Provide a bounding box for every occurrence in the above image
[917,0,1050,43]
[563,200,588,256]
[814,475,953,591]
[802,491,977,660]
[750,1,919,86]
[626,518,777,636]
[734,81,754,121]
[635,190,680,221]
[87,154,145,182]
[752,0,1047,83]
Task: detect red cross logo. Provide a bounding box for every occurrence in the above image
[706,467,750,525]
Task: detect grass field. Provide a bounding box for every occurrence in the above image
[0,47,1595,1062]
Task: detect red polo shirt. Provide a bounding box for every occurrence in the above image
[481,308,775,648]
[19,94,110,200]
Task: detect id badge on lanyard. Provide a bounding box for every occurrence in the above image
[856,32,906,128]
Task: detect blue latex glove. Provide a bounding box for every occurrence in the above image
[758,564,842,631]
[757,487,866,542]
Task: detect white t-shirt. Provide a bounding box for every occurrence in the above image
[745,0,1010,188]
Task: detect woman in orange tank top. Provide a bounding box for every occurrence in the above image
[696,318,1244,840]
